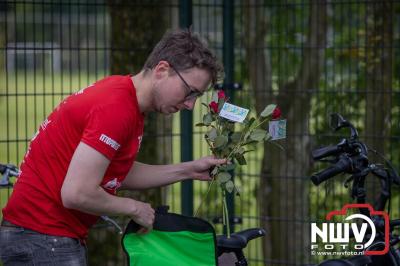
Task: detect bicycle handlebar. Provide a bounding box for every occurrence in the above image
[0,164,19,177]
[311,114,398,187]
[311,139,347,160]
[313,114,400,266]
[311,156,353,185]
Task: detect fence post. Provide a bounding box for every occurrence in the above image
[223,0,235,233]
[179,0,193,216]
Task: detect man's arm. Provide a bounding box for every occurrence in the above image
[60,142,154,229]
[120,156,226,190]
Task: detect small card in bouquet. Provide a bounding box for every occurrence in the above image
[219,103,249,123]
[269,119,286,140]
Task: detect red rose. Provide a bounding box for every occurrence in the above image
[209,101,219,113]
[217,90,226,99]
[272,107,281,119]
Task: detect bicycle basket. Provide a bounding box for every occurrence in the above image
[122,208,218,266]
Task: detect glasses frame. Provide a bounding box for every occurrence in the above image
[169,64,204,100]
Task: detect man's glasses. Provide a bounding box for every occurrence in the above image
[170,64,204,100]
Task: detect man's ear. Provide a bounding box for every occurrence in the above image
[153,61,170,79]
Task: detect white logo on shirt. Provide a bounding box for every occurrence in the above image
[103,178,121,190]
[31,131,39,142]
[103,178,121,189]
[99,134,121,151]
[30,119,51,143]
[75,84,94,95]
[40,119,51,130]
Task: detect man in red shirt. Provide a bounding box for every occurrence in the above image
[0,29,225,265]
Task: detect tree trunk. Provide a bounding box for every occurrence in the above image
[87,1,172,265]
[364,1,393,203]
[244,1,327,264]
[108,0,172,205]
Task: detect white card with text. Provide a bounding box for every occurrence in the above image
[219,103,249,123]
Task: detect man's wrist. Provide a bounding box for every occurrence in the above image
[128,198,139,218]
[178,161,193,181]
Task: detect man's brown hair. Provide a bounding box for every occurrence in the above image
[143,28,224,85]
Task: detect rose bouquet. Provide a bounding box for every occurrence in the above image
[195,90,281,237]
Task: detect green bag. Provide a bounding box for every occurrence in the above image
[122,208,218,266]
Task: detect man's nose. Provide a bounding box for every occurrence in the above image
[183,97,197,110]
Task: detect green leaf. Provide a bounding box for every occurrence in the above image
[237,146,245,154]
[216,172,231,183]
[211,166,219,176]
[242,149,254,155]
[203,113,213,125]
[235,154,247,165]
[201,103,209,109]
[225,122,235,132]
[260,104,277,117]
[214,135,228,148]
[265,132,272,141]
[195,123,207,127]
[244,117,256,131]
[230,132,242,143]
[212,91,219,102]
[219,163,236,171]
[250,129,267,141]
[241,139,258,146]
[225,180,234,193]
[234,185,241,196]
[207,128,218,141]
[217,100,225,113]
[222,145,236,157]
[210,148,218,155]
[244,131,251,141]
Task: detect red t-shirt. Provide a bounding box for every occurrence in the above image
[2,75,144,240]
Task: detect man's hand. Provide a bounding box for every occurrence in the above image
[187,156,227,181]
[131,201,155,233]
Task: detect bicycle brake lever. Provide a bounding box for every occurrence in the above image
[318,158,339,164]
[390,236,400,246]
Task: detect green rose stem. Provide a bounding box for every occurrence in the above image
[194,176,216,217]
[251,116,271,130]
[222,190,231,238]
[222,194,226,226]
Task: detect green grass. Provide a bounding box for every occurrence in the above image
[0,71,108,162]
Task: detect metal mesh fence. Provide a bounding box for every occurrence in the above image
[1,1,400,265]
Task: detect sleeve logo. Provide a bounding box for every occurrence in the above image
[99,134,121,151]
